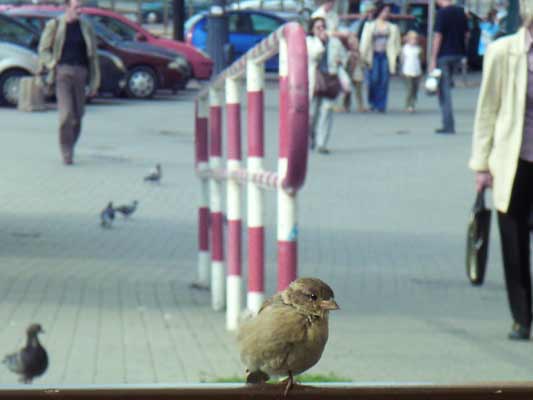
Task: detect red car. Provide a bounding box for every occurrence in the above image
[81,7,213,80]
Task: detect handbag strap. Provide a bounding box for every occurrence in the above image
[474,188,486,211]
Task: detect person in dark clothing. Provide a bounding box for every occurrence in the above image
[430,0,468,134]
[38,0,99,165]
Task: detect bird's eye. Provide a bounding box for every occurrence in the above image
[309,294,318,301]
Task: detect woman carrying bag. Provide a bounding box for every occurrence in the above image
[469,0,533,341]
[307,17,344,155]
[360,3,401,113]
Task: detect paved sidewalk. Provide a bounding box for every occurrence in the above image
[0,77,532,386]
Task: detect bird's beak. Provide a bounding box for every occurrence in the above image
[320,299,340,311]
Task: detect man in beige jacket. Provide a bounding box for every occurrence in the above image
[38,0,100,165]
[470,0,533,341]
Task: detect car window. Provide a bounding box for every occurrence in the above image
[0,16,36,48]
[228,13,252,33]
[90,15,137,41]
[250,13,282,34]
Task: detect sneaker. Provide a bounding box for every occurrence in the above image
[317,147,330,154]
[435,128,455,134]
[508,323,530,341]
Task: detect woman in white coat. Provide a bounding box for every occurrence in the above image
[307,17,345,154]
[360,3,401,112]
[470,0,533,341]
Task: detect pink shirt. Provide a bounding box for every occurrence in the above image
[520,29,533,161]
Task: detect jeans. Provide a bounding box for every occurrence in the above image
[437,55,463,132]
[367,52,389,112]
[404,76,420,109]
[310,96,334,149]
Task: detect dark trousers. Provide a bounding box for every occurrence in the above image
[404,76,420,109]
[437,55,462,132]
[498,159,533,329]
[56,65,87,161]
[367,52,389,112]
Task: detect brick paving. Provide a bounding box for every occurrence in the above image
[0,77,532,386]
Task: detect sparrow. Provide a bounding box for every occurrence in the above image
[3,323,48,384]
[114,200,138,218]
[144,164,162,183]
[238,277,339,396]
[100,201,115,228]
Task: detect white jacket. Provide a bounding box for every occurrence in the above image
[360,21,401,74]
[306,35,346,100]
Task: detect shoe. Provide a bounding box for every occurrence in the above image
[317,147,330,154]
[435,128,455,134]
[508,323,530,341]
[61,147,73,165]
[406,107,415,113]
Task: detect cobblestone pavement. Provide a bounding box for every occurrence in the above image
[0,76,532,386]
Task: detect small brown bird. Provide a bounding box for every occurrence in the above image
[238,277,339,396]
[3,323,48,384]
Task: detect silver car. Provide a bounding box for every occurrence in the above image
[0,14,39,106]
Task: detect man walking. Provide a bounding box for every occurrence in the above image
[430,0,468,134]
[38,0,100,165]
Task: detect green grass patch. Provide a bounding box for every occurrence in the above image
[209,372,352,383]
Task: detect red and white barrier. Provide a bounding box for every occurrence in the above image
[194,22,309,330]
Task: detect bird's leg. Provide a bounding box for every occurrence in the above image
[282,371,294,398]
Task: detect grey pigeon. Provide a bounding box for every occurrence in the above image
[3,323,48,384]
[114,200,138,218]
[100,201,115,228]
[144,164,162,183]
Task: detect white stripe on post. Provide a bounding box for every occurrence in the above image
[197,97,210,288]
[226,77,242,331]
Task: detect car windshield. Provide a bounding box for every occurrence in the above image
[0,15,37,48]
[89,15,138,41]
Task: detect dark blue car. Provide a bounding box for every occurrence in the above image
[185,10,292,71]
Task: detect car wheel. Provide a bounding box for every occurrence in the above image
[126,66,157,99]
[0,69,29,107]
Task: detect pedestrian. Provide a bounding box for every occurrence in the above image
[343,33,367,112]
[38,0,100,165]
[307,17,344,155]
[477,9,499,57]
[469,0,533,341]
[401,30,422,113]
[429,0,468,134]
[355,1,375,41]
[360,3,401,113]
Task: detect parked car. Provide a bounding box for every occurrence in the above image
[2,10,128,98]
[0,14,38,105]
[5,8,190,98]
[185,9,291,71]
[80,6,213,80]
[229,0,314,18]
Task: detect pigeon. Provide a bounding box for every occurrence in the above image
[3,323,48,384]
[144,164,162,183]
[238,277,339,397]
[114,200,138,218]
[100,201,115,228]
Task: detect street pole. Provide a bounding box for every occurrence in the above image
[426,0,435,70]
[207,0,229,75]
[506,0,520,35]
[172,0,185,41]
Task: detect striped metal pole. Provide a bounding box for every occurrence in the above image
[246,59,265,314]
[195,97,210,289]
[277,36,297,291]
[209,87,225,311]
[225,78,243,330]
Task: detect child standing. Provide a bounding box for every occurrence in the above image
[344,33,367,112]
[401,30,422,113]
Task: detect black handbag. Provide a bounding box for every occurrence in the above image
[466,189,491,286]
[314,69,342,99]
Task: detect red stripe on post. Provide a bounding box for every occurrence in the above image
[227,103,241,161]
[248,226,264,292]
[228,220,242,276]
[278,240,297,291]
[195,116,208,164]
[210,106,222,157]
[279,76,289,158]
[211,212,224,261]
[199,207,209,251]
[247,91,264,157]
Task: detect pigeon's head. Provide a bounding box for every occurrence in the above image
[281,277,339,317]
[27,324,44,336]
[133,200,139,206]
[107,201,113,208]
